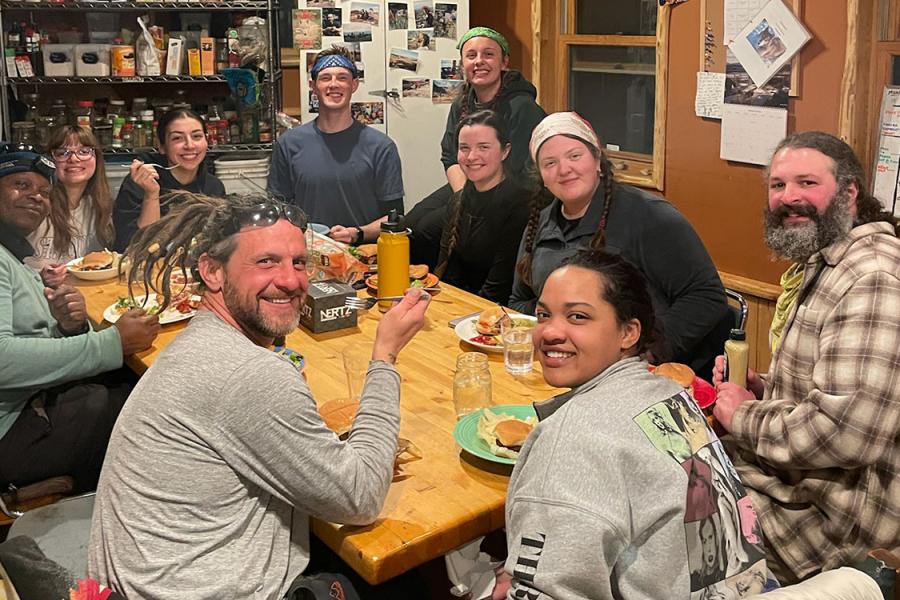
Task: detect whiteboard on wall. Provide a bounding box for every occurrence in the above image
[873,86,900,218]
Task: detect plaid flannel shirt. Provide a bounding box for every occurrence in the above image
[728,222,900,579]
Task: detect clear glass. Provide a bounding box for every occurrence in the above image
[576,0,658,36]
[501,320,534,375]
[453,352,492,419]
[569,45,656,156]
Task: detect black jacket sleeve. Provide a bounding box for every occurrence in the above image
[440,101,463,172]
[112,176,145,253]
[505,96,547,180]
[508,231,538,314]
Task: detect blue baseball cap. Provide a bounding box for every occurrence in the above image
[0,143,56,182]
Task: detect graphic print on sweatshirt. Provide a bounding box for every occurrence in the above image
[634,391,769,599]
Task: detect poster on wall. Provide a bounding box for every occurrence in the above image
[306,0,334,6]
[432,79,463,104]
[402,77,431,98]
[344,22,373,43]
[389,47,419,71]
[434,3,457,39]
[350,2,380,27]
[293,9,323,50]
[414,0,435,29]
[728,0,810,88]
[873,86,900,217]
[408,29,435,51]
[352,101,385,125]
[322,8,343,37]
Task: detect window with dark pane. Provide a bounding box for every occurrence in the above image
[568,46,656,156]
[575,0,658,36]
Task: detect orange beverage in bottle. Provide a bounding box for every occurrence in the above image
[376,210,409,312]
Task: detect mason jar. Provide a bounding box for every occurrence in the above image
[452,352,492,419]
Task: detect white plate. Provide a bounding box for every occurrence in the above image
[453,314,537,353]
[66,255,119,281]
[103,294,200,325]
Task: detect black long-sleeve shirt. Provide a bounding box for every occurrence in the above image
[510,184,729,371]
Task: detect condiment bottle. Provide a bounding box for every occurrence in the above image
[74,100,93,129]
[724,328,749,389]
[452,352,492,419]
[376,209,410,312]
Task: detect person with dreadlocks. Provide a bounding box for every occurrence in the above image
[270,46,404,245]
[403,26,546,268]
[712,131,900,584]
[510,112,730,379]
[26,125,114,288]
[433,109,528,303]
[88,192,431,599]
[0,143,159,495]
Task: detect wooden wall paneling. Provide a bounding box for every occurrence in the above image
[839,0,876,173]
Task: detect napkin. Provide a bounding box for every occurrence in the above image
[444,536,501,599]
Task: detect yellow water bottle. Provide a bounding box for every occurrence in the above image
[376,210,410,312]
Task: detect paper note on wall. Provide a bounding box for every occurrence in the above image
[873,87,900,216]
[720,104,787,165]
[725,0,768,46]
[696,72,726,119]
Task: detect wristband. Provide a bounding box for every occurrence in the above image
[354,226,365,245]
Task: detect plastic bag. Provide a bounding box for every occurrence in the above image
[306,231,367,285]
[135,17,161,76]
[237,16,268,70]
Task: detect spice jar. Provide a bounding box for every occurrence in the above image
[452,352,493,419]
[93,118,113,148]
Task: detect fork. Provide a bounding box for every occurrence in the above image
[345,290,440,310]
[143,163,181,170]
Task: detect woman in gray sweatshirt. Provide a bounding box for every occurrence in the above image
[498,250,773,599]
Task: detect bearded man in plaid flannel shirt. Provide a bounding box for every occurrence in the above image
[712,131,900,584]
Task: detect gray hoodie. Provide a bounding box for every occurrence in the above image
[504,357,770,599]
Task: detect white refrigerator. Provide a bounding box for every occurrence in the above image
[293,0,469,210]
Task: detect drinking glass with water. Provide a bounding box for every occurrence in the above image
[501,320,535,375]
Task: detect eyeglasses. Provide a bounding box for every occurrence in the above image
[228,202,308,235]
[51,147,96,160]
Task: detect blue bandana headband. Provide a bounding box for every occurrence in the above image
[311,54,358,80]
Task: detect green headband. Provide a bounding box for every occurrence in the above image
[456,27,509,56]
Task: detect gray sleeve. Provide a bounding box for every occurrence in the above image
[212,357,401,525]
[376,139,404,203]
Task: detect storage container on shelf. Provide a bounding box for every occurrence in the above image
[42,44,75,77]
[213,156,270,195]
[75,44,111,76]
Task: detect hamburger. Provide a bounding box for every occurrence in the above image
[494,419,533,453]
[354,244,378,267]
[654,363,695,389]
[79,250,115,271]
[476,306,512,337]
[476,409,537,459]
[409,264,429,280]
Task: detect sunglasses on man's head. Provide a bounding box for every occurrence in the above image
[229,202,309,234]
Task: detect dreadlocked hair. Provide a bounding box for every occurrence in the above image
[515,136,613,286]
[120,191,274,311]
[435,109,511,279]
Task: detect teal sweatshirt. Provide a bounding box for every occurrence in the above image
[0,244,123,438]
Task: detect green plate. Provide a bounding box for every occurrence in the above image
[452,405,537,465]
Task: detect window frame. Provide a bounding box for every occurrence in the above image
[534,0,670,191]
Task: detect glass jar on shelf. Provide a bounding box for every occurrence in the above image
[34,116,59,149]
[94,118,113,148]
[11,121,36,146]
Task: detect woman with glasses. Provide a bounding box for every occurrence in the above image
[27,125,114,285]
[112,108,225,252]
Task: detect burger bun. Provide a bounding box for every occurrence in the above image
[476,306,512,336]
[654,362,695,389]
[495,419,533,450]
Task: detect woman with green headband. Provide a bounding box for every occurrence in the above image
[405,26,545,267]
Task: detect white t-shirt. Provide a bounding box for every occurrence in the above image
[27,196,103,267]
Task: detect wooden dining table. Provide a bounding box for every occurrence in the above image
[76,275,558,585]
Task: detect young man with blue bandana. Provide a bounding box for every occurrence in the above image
[0,144,159,494]
[268,47,404,243]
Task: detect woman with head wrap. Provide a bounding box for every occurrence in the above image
[405,26,546,267]
[510,112,731,379]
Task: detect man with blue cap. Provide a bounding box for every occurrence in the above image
[268,46,404,244]
[0,143,160,495]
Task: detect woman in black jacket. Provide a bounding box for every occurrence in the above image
[113,108,225,251]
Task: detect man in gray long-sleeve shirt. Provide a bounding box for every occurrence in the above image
[88,193,430,599]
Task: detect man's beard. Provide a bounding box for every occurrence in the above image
[763,189,854,262]
[223,281,302,339]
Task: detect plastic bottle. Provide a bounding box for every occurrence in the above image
[111,115,125,148]
[122,118,135,149]
[724,329,750,389]
[74,100,93,129]
[376,209,410,312]
[452,352,492,419]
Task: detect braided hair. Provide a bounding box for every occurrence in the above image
[119,191,277,311]
[515,136,615,286]
[435,110,511,279]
